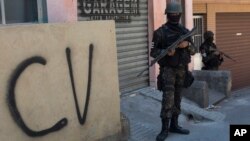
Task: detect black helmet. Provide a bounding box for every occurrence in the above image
[165,1,182,14]
[204,31,214,40]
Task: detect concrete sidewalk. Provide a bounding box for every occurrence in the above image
[121,87,250,141]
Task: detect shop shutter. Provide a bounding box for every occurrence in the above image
[216,13,250,90]
[78,0,149,94]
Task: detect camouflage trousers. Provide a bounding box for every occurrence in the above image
[157,66,186,119]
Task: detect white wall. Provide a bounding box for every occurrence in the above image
[0,21,121,141]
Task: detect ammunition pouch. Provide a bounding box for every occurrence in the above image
[157,73,163,91]
[183,70,194,88]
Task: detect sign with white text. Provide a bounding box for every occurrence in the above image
[78,0,140,22]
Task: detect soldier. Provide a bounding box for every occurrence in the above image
[200,31,224,70]
[150,1,195,141]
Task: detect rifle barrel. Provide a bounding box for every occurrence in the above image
[209,48,236,62]
[222,53,237,62]
[136,26,197,77]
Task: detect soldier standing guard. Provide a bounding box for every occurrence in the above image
[150,1,195,141]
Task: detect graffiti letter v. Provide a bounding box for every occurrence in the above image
[66,44,93,125]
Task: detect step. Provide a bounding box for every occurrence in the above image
[208,89,226,105]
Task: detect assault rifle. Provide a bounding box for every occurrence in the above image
[137,26,197,77]
[209,48,236,62]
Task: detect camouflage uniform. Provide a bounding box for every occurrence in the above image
[200,31,224,70]
[158,66,185,119]
[151,22,195,141]
[151,22,195,120]
[152,2,195,141]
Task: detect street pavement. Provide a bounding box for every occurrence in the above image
[121,87,250,141]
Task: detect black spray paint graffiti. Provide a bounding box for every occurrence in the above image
[7,56,68,137]
[7,44,94,137]
[66,44,93,125]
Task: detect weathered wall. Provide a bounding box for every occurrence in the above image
[193,3,207,13]
[0,21,121,141]
[194,0,250,4]
[46,0,77,22]
[148,0,166,87]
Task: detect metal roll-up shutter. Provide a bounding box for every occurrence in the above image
[77,0,149,94]
[116,0,149,94]
[216,13,250,90]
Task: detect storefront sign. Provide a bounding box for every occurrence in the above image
[78,0,140,22]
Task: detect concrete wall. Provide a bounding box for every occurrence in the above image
[46,0,77,22]
[183,70,232,108]
[148,0,166,87]
[0,21,121,141]
[193,70,232,98]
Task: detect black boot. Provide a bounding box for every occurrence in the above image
[169,115,190,134]
[156,119,169,141]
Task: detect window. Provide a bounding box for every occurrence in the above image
[193,15,204,52]
[0,0,47,25]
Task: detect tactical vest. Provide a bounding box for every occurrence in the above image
[155,23,191,67]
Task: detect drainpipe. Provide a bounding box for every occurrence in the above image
[1,0,6,24]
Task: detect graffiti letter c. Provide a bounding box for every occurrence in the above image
[7,56,67,137]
